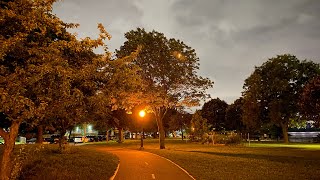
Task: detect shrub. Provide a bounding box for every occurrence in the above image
[225,133,242,145]
[210,132,242,145]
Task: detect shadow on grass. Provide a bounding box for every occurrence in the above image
[186,150,318,164]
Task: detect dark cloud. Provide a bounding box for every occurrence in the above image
[53,0,320,105]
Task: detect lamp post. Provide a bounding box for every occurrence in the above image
[139,110,146,149]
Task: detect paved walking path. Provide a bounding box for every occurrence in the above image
[98,148,194,180]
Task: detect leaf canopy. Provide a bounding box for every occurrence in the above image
[116,28,213,110]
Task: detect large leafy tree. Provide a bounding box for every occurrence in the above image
[242,54,320,143]
[201,98,228,131]
[225,98,246,131]
[300,76,320,127]
[0,0,140,178]
[116,28,213,149]
[0,0,69,177]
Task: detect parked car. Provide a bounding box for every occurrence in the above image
[43,138,53,144]
[86,136,99,142]
[27,138,37,144]
[98,135,106,141]
[51,134,67,144]
[73,137,83,143]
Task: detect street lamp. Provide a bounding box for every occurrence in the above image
[173,51,185,61]
[139,110,145,118]
[139,110,145,149]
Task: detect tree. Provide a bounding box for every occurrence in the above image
[190,110,209,141]
[242,54,320,143]
[167,109,192,140]
[116,28,213,149]
[225,98,246,131]
[0,0,141,177]
[300,76,320,127]
[0,0,66,178]
[109,109,131,143]
[201,98,228,131]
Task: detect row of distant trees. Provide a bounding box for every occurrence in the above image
[104,54,320,144]
[92,107,192,142]
[194,55,320,143]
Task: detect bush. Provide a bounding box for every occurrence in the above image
[211,132,241,145]
[225,133,242,145]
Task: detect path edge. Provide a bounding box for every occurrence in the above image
[109,160,120,180]
[144,151,196,180]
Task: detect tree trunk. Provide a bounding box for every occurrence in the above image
[106,129,109,142]
[0,121,20,180]
[281,123,289,143]
[159,124,165,149]
[181,128,184,141]
[36,125,43,144]
[58,129,67,152]
[157,117,165,149]
[135,131,138,139]
[68,129,72,142]
[118,128,124,143]
[153,108,167,149]
[83,123,87,137]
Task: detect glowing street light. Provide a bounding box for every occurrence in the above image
[139,110,146,117]
[173,51,185,61]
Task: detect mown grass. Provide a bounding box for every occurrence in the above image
[246,142,320,149]
[88,139,320,180]
[0,144,118,180]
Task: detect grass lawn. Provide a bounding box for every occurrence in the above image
[0,144,118,180]
[2,139,319,180]
[88,139,320,180]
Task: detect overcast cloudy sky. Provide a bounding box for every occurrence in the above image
[53,0,320,104]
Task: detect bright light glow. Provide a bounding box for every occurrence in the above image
[139,110,146,117]
[88,125,92,130]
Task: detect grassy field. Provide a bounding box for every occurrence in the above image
[88,139,320,180]
[0,144,118,180]
[2,139,320,180]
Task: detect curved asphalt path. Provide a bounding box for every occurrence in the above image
[97,148,195,180]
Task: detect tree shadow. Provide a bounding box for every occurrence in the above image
[182,150,318,164]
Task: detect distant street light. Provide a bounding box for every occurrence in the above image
[173,51,185,61]
[139,110,146,118]
[139,110,146,149]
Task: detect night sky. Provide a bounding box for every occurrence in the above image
[53,0,320,104]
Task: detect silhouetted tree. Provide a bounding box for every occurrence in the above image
[300,76,320,128]
[225,98,246,131]
[242,54,320,143]
[201,98,228,131]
